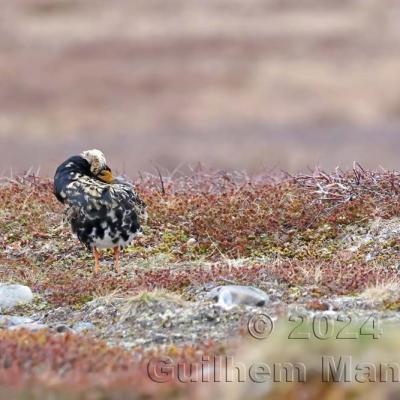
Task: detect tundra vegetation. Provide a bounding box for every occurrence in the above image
[0,165,399,399]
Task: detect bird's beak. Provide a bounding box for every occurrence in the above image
[97,167,114,183]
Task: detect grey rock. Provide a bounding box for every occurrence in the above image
[207,285,269,310]
[0,315,33,327]
[154,334,168,343]
[72,322,95,332]
[89,306,106,318]
[0,284,33,310]
[9,323,47,332]
[54,324,73,333]
[186,238,197,246]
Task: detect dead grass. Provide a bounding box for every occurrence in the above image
[0,167,398,308]
[0,167,398,398]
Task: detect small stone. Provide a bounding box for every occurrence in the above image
[365,253,373,262]
[207,285,269,310]
[306,300,330,311]
[54,324,73,333]
[0,284,33,310]
[9,323,47,332]
[90,306,106,318]
[0,315,33,327]
[187,238,197,246]
[154,334,168,343]
[72,322,95,332]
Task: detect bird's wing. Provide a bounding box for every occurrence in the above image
[63,177,146,223]
[107,182,147,223]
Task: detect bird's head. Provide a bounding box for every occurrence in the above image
[81,149,114,183]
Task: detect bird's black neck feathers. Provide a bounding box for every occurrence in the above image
[54,156,92,203]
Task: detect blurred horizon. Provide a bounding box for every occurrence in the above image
[1,0,400,177]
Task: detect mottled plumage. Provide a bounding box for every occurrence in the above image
[54,150,146,274]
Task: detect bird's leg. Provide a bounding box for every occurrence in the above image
[93,246,100,275]
[113,246,120,274]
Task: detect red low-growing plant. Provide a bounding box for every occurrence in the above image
[0,330,221,398]
[0,166,398,306]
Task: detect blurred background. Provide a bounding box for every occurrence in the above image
[1,0,400,176]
